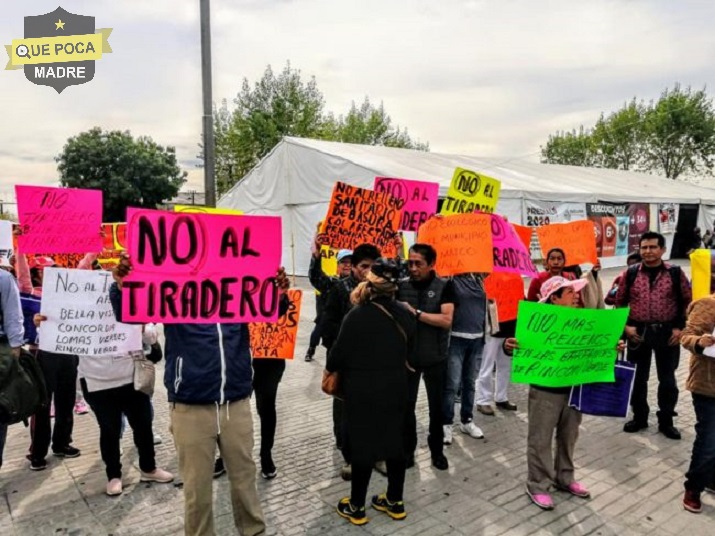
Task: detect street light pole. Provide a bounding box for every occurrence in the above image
[200,0,217,207]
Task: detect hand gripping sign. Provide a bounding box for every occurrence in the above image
[5,7,112,93]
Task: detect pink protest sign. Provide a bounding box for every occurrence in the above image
[374,177,439,232]
[122,208,282,324]
[491,215,538,277]
[16,185,103,254]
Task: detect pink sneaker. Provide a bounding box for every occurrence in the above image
[74,401,89,415]
[559,481,591,498]
[526,486,555,510]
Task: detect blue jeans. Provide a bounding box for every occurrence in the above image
[443,336,484,425]
[0,422,7,467]
[685,394,715,493]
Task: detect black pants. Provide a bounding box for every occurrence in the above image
[81,380,155,480]
[309,321,322,349]
[627,327,680,426]
[30,350,78,460]
[685,394,715,493]
[351,458,406,508]
[405,360,447,459]
[252,359,285,470]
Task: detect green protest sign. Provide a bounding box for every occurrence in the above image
[512,301,629,388]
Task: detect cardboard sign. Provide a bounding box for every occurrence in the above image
[319,182,400,257]
[514,224,533,250]
[440,167,501,215]
[690,249,715,301]
[484,272,524,322]
[512,301,628,387]
[417,214,493,276]
[16,185,103,254]
[250,289,302,359]
[39,268,142,356]
[97,222,127,267]
[491,215,538,277]
[374,177,439,232]
[122,208,282,323]
[536,220,598,265]
[174,205,243,215]
[0,220,13,266]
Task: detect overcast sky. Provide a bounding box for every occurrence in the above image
[1,0,713,204]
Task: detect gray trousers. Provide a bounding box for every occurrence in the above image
[527,387,582,494]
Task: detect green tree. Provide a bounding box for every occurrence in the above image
[541,85,715,179]
[210,63,428,196]
[540,126,598,167]
[642,85,715,179]
[57,127,186,221]
[333,97,429,151]
[591,99,646,171]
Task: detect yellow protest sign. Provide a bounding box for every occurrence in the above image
[440,167,501,215]
[174,205,243,215]
[690,249,715,301]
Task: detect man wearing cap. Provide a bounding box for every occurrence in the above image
[322,244,381,479]
[307,245,352,362]
[506,276,594,510]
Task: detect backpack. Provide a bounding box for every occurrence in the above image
[0,348,48,425]
[623,263,685,323]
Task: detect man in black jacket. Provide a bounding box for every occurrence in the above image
[306,247,352,361]
[398,244,455,470]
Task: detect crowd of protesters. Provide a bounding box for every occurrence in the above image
[1,216,714,535]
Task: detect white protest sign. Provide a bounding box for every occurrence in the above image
[0,220,13,266]
[39,268,142,357]
[704,328,715,359]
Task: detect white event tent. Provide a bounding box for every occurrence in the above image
[219,137,715,276]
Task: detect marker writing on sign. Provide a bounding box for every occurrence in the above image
[127,214,278,321]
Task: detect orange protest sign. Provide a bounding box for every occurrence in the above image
[97,222,127,267]
[484,272,524,322]
[514,224,533,250]
[536,220,598,265]
[319,182,400,257]
[416,214,493,276]
[249,289,302,359]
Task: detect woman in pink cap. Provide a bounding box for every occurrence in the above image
[505,276,624,511]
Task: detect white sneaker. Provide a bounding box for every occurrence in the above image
[140,468,174,483]
[443,425,453,445]
[460,421,484,439]
[153,431,163,445]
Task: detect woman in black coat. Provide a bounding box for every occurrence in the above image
[326,258,416,526]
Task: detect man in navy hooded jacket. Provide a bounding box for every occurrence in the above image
[111,255,289,536]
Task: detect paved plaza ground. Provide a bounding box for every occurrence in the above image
[1,265,714,535]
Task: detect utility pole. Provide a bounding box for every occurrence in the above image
[200,0,217,207]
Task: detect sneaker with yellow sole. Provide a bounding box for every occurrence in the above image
[371,493,407,520]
